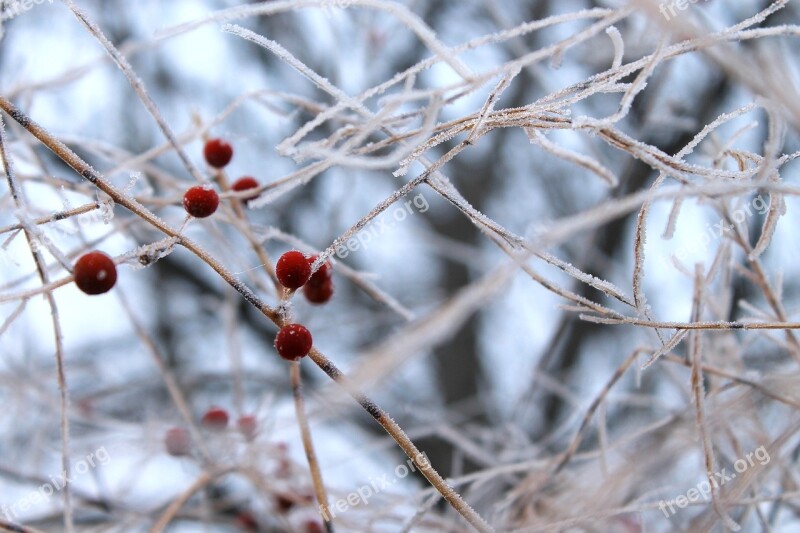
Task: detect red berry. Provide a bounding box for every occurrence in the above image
[275,324,313,361]
[164,427,191,456]
[276,251,312,289]
[237,415,258,441]
[306,255,332,286]
[73,251,117,295]
[235,511,259,531]
[183,185,219,218]
[302,520,324,533]
[203,138,233,168]
[275,493,295,513]
[303,279,334,304]
[201,407,229,431]
[231,176,260,201]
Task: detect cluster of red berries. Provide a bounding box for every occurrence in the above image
[73,139,260,295]
[74,139,332,365]
[196,140,326,363]
[181,138,262,218]
[201,407,258,441]
[197,140,331,363]
[273,251,336,361]
[275,251,334,305]
[164,408,258,457]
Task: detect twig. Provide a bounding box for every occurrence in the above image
[291,361,335,532]
[0,112,74,533]
[307,347,495,533]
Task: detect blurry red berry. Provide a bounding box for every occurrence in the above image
[235,511,259,531]
[201,407,229,431]
[231,176,260,201]
[303,279,334,304]
[164,427,191,456]
[275,493,295,513]
[73,251,117,295]
[306,255,332,286]
[275,324,313,361]
[237,415,258,441]
[276,251,311,289]
[183,185,219,218]
[302,520,324,533]
[203,138,233,168]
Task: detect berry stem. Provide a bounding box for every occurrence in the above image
[290,361,335,532]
